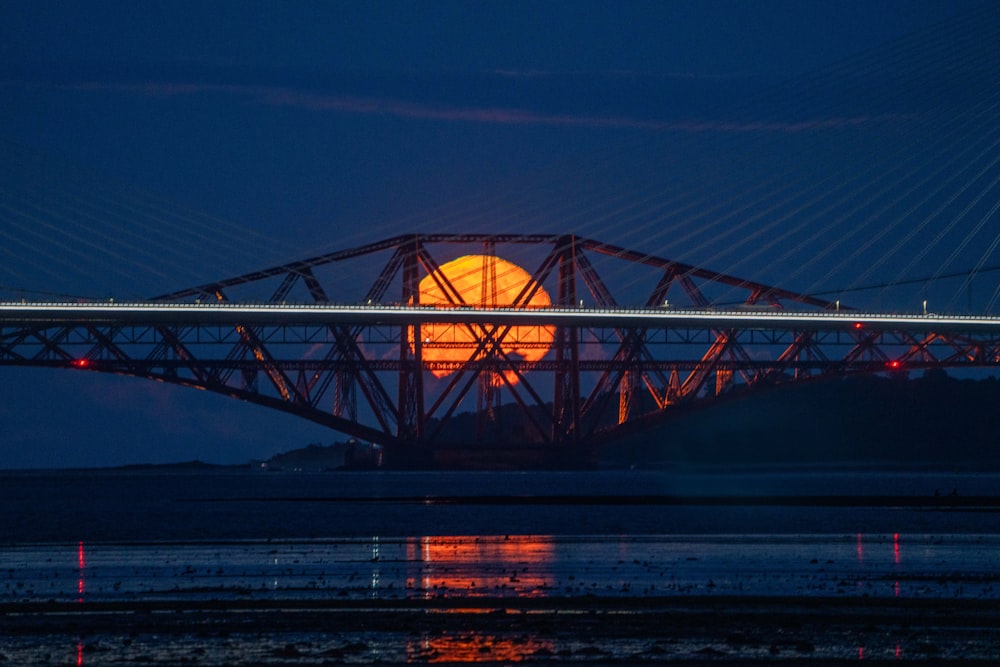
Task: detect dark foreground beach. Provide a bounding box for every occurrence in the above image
[1,469,998,664]
[3,594,999,665]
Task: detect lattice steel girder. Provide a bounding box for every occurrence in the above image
[6,234,1000,448]
[4,322,998,358]
[3,317,1000,447]
[5,356,990,374]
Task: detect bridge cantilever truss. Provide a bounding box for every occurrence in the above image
[2,234,999,457]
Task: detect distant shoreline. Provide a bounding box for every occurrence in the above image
[1,460,997,474]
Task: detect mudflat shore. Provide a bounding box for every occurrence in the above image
[2,595,998,664]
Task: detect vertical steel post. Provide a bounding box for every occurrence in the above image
[477,242,500,442]
[552,235,580,444]
[398,235,424,444]
[333,369,357,421]
[619,369,636,424]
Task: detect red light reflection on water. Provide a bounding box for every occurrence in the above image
[406,535,553,597]
[407,633,554,663]
[856,533,905,597]
[893,533,902,597]
[77,541,86,601]
[402,536,555,662]
[858,643,904,660]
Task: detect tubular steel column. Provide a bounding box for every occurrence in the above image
[619,369,636,424]
[477,243,500,443]
[333,370,357,422]
[62,232,891,458]
[398,235,425,445]
[552,235,580,445]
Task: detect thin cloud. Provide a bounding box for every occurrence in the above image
[259,87,892,132]
[15,77,894,132]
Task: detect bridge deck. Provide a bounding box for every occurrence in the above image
[4,301,1000,333]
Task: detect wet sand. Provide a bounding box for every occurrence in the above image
[2,533,999,664]
[2,471,998,663]
[2,595,999,664]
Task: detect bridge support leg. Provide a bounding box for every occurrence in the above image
[397,236,425,445]
[716,369,733,395]
[477,372,500,444]
[553,236,580,445]
[619,369,636,425]
[333,370,357,422]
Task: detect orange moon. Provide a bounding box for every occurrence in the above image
[413,255,554,384]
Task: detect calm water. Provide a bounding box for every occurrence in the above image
[0,468,998,542]
[1,469,997,603]
[2,469,998,665]
[3,532,1000,605]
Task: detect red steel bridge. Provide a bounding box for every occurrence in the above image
[2,234,999,466]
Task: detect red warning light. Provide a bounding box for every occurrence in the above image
[853,322,863,330]
[72,359,89,368]
[887,360,901,369]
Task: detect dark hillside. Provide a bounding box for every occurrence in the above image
[602,370,1000,470]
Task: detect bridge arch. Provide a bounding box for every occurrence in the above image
[3,235,999,464]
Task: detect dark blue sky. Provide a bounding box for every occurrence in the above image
[0,1,993,468]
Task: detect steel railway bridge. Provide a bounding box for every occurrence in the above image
[2,235,999,466]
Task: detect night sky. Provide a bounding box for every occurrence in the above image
[0,1,995,468]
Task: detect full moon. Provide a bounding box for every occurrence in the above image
[413,255,554,384]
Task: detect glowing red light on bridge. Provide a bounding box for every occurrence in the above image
[72,359,89,368]
[887,360,902,369]
[853,322,863,329]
